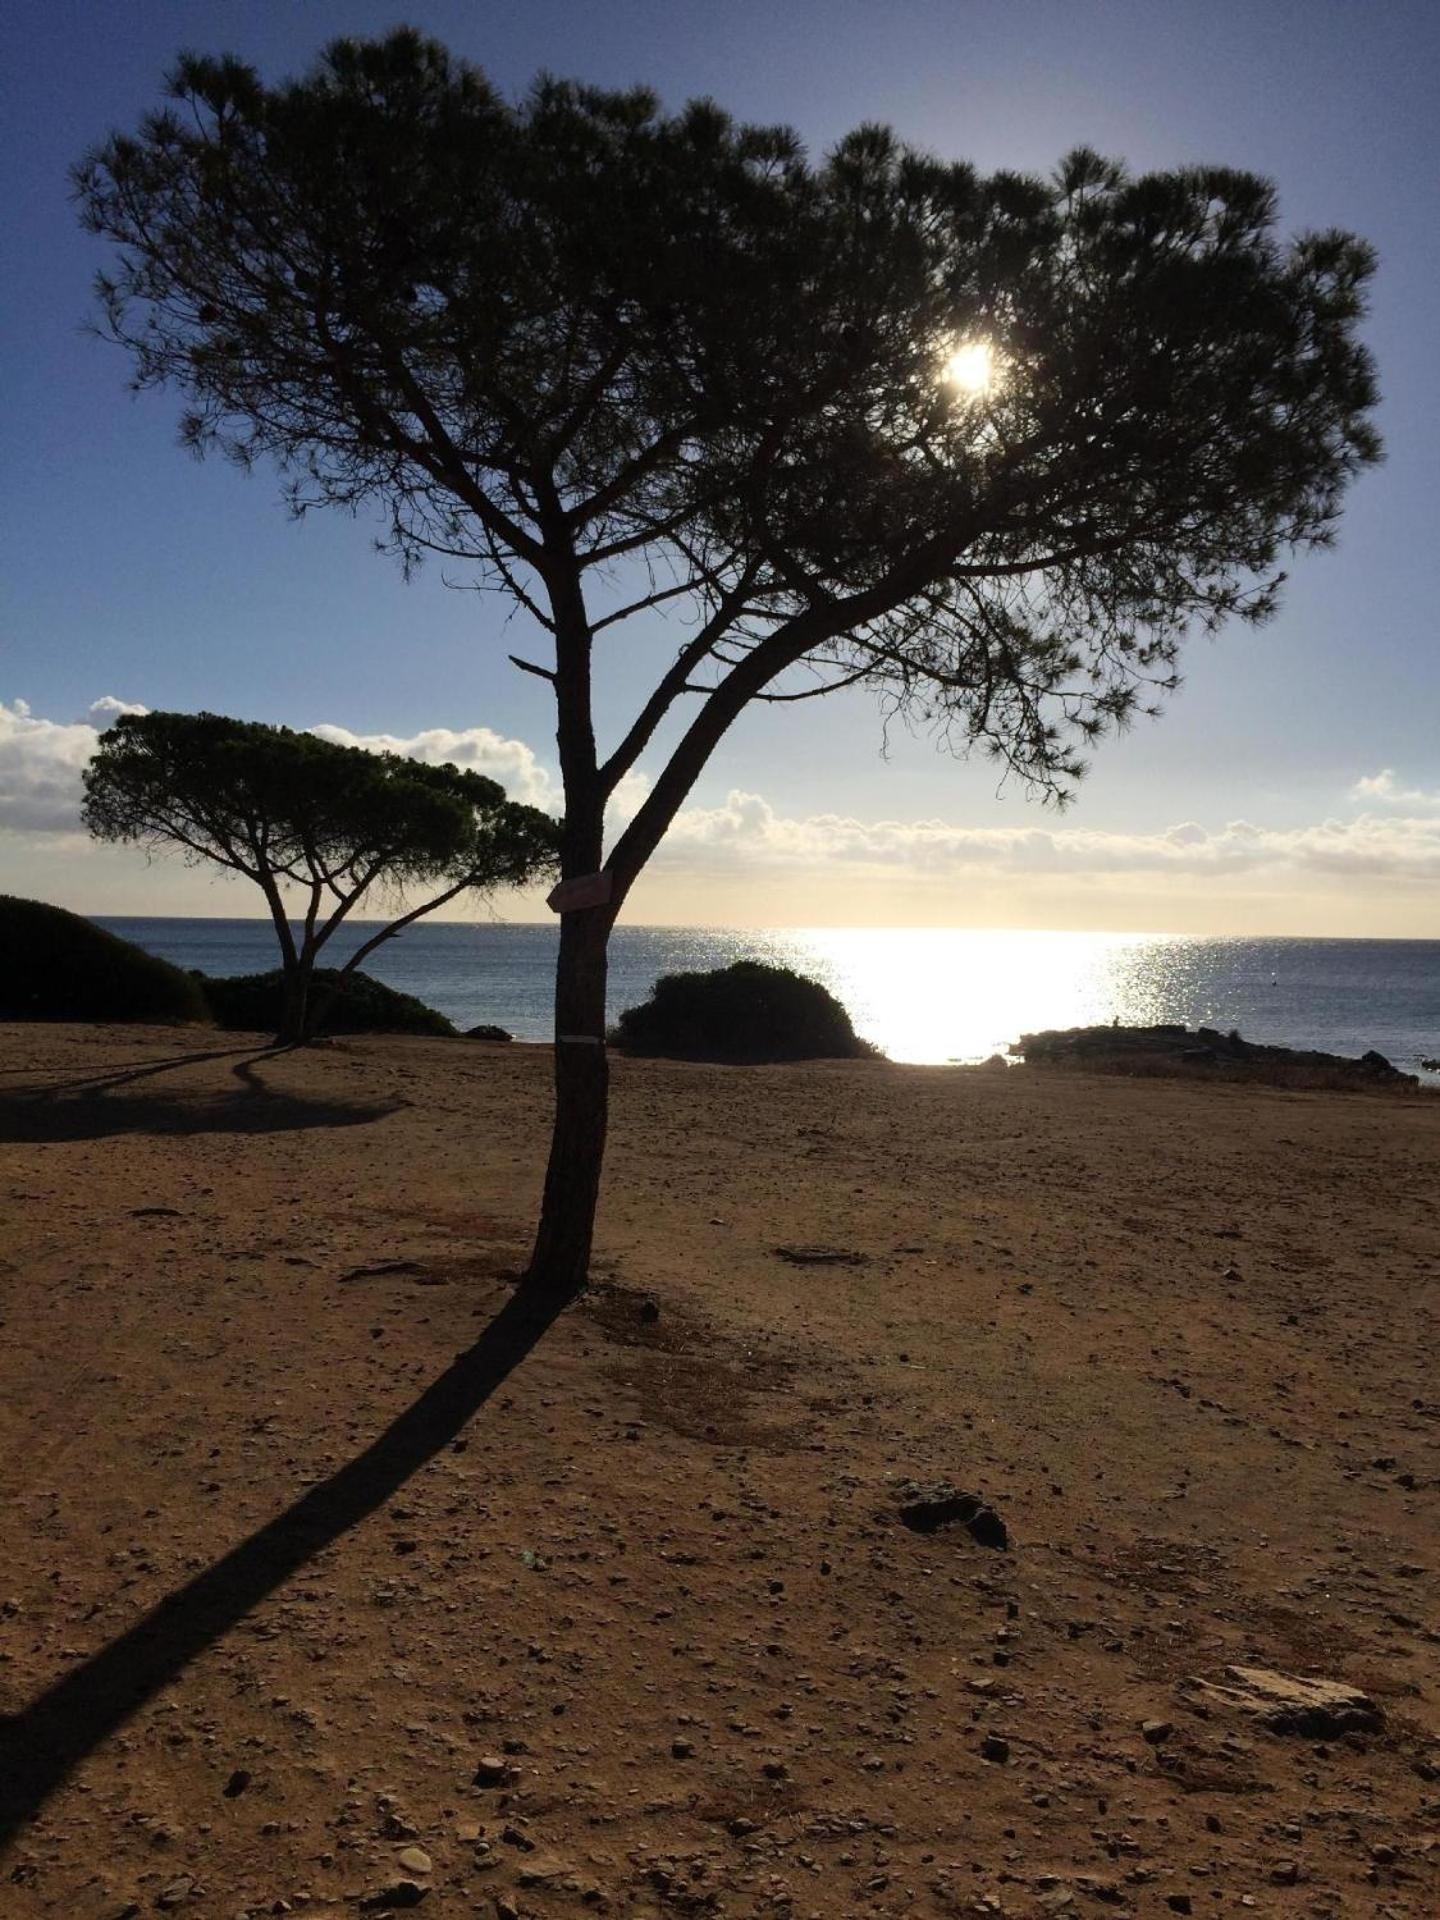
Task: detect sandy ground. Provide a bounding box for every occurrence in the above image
[0,1023,1437,1920]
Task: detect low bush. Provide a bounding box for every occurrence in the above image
[0,896,210,1024]
[200,967,456,1037]
[612,959,876,1063]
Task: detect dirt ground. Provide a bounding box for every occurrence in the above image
[0,1024,1437,1919]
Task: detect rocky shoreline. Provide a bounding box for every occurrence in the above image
[1015,1022,1423,1089]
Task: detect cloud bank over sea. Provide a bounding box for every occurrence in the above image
[3,696,1438,930]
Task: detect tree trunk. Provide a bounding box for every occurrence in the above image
[517,597,813,1307]
[522,905,612,1306]
[275,958,311,1047]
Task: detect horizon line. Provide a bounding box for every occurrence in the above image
[81,912,1440,944]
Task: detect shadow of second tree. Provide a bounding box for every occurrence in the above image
[0,1049,403,1142]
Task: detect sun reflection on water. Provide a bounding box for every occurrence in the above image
[752,929,1184,1064]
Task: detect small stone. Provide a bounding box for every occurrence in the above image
[773,1243,869,1267]
[980,1734,1011,1764]
[1141,1719,1174,1745]
[222,1769,251,1798]
[671,1738,694,1759]
[1270,1860,1300,1885]
[396,1847,432,1875]
[1165,1897,1193,1915]
[473,1755,511,1787]
[517,1855,566,1887]
[361,1884,428,1912]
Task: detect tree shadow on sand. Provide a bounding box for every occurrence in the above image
[0,1283,566,1845]
[0,1049,401,1141]
[0,1039,260,1088]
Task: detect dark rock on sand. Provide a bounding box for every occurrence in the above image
[361,1882,428,1911]
[897,1483,1009,1549]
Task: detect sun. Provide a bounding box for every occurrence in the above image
[942,339,998,396]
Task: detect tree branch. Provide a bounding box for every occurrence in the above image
[597,562,761,798]
[510,653,557,683]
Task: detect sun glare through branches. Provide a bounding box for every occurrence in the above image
[941,338,1000,396]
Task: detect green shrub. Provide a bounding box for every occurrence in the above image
[612,959,876,1063]
[199,967,456,1037]
[0,895,210,1023]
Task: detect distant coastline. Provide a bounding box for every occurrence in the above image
[94,917,1440,1078]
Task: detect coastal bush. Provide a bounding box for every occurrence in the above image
[200,967,455,1037]
[0,896,210,1024]
[612,961,876,1064]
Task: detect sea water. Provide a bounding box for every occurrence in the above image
[99,918,1440,1078]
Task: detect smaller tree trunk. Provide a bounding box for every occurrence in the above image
[303,974,339,1042]
[522,906,612,1305]
[275,958,312,1047]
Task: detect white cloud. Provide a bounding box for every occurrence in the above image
[85,696,149,728]
[6,697,1440,896]
[1352,769,1440,808]
[0,696,146,834]
[0,703,563,839]
[655,789,1440,882]
[308,722,651,831]
[307,721,558,812]
[608,767,652,829]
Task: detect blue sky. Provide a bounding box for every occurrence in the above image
[3,0,1439,931]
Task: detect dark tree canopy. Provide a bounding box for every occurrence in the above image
[76,32,1381,1290]
[76,35,1380,802]
[82,710,558,1040]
